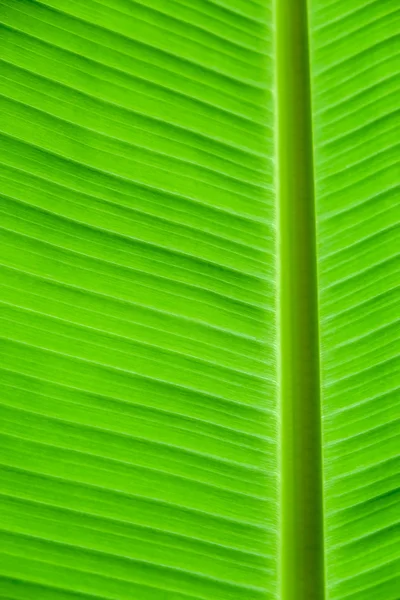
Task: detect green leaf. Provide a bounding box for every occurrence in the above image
[0,1,277,599]
[309,1,400,598]
[0,0,398,599]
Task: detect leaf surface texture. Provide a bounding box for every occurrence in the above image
[309,1,400,598]
[0,0,399,598]
[0,1,277,598]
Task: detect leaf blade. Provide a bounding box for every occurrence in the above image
[0,0,278,598]
[309,1,400,597]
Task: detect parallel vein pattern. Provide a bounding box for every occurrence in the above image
[309,2,400,599]
[0,1,277,599]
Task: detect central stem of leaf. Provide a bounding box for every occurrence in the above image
[275,0,325,598]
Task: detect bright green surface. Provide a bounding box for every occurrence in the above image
[309,1,400,599]
[0,0,399,599]
[0,0,278,598]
